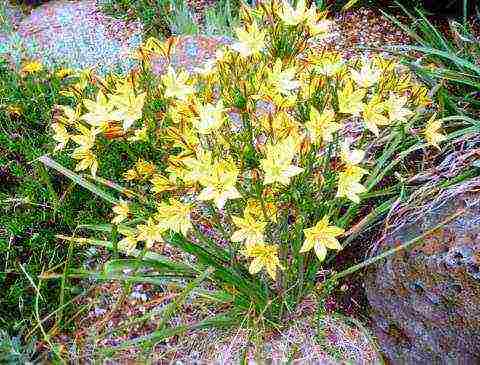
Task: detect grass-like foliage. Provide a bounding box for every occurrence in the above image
[99,0,240,38]
[40,0,471,349]
[0,59,162,339]
[383,1,480,115]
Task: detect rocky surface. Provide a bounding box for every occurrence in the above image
[1,0,143,73]
[149,34,231,75]
[365,179,480,363]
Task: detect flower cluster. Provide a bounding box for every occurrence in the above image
[52,0,437,284]
[51,72,146,176]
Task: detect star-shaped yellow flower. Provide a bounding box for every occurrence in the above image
[155,198,192,236]
[21,60,43,74]
[305,107,341,144]
[112,201,130,225]
[195,100,225,134]
[260,136,303,185]
[136,218,165,248]
[162,67,194,100]
[385,93,413,123]
[231,212,268,245]
[110,91,146,130]
[72,147,98,177]
[350,60,381,88]
[51,123,70,151]
[243,243,283,280]
[198,159,242,209]
[279,0,309,26]
[336,143,368,203]
[336,166,367,203]
[300,217,344,261]
[81,91,115,129]
[267,59,300,96]
[338,81,366,116]
[362,96,389,136]
[231,21,266,58]
[424,114,447,149]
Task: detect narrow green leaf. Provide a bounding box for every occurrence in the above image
[38,155,119,205]
[56,235,197,274]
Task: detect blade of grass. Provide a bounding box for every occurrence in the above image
[38,155,119,205]
[55,235,198,274]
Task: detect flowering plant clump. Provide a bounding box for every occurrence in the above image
[48,1,436,326]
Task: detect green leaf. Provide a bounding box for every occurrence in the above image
[56,235,197,274]
[38,155,119,205]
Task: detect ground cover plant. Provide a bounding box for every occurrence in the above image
[37,1,479,356]
[0,58,163,351]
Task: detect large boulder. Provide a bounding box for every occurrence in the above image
[365,179,480,363]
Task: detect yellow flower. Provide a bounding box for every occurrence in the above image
[231,21,266,58]
[338,81,365,116]
[112,201,130,224]
[128,126,148,142]
[362,96,389,136]
[260,136,303,185]
[231,212,268,245]
[71,123,98,149]
[305,107,341,144]
[118,234,138,253]
[336,166,367,203]
[183,149,213,185]
[51,123,70,151]
[6,105,22,119]
[135,159,156,179]
[72,147,98,176]
[411,85,431,107]
[336,143,367,203]
[243,243,282,280]
[155,198,192,236]
[260,111,300,141]
[136,218,165,248]
[245,198,277,223]
[197,159,242,209]
[21,60,43,74]
[55,68,73,79]
[81,91,115,129]
[385,93,413,123]
[424,114,446,149]
[110,91,146,130]
[58,105,81,125]
[268,59,300,96]
[350,60,381,88]
[279,0,309,25]
[150,174,176,194]
[162,67,194,100]
[124,168,138,181]
[300,217,344,261]
[311,52,344,77]
[195,100,225,134]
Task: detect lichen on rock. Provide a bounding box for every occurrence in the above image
[365,178,480,363]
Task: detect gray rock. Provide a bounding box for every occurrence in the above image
[365,179,480,363]
[1,0,143,74]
